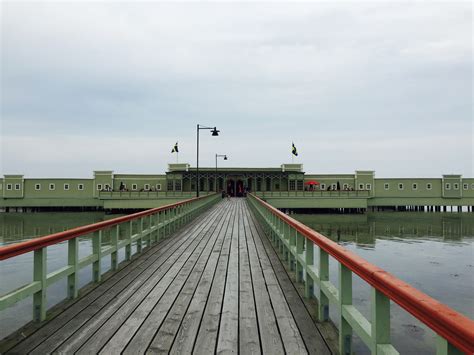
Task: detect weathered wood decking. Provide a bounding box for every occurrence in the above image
[4,199,331,354]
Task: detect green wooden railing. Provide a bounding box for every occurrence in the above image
[247,193,473,355]
[0,193,219,323]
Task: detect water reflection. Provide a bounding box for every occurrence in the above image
[293,212,474,247]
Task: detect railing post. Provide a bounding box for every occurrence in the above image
[67,238,79,298]
[33,248,47,321]
[318,248,329,321]
[136,218,143,253]
[126,220,132,260]
[295,231,304,282]
[305,239,314,298]
[92,230,102,282]
[371,288,391,354]
[339,264,353,354]
[111,225,119,271]
[436,335,463,355]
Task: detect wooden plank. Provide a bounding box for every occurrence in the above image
[216,200,240,354]
[238,200,261,355]
[192,202,237,354]
[67,206,225,354]
[142,201,233,353]
[27,205,223,354]
[243,204,308,355]
[109,200,231,354]
[176,201,235,354]
[248,205,332,354]
[242,201,285,355]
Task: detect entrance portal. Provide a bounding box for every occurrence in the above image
[226,179,245,197]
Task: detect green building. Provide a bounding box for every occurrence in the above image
[1,164,473,211]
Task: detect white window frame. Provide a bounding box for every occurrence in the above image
[453,183,459,190]
[78,183,84,191]
[366,183,371,190]
[412,183,418,190]
[398,183,404,190]
[320,183,326,190]
[426,183,432,190]
[49,183,55,191]
[331,183,337,190]
[132,184,138,191]
[97,184,102,191]
[384,183,389,190]
[104,184,110,190]
[359,183,364,190]
[144,184,150,190]
[463,183,469,190]
[64,183,70,191]
[14,183,21,190]
[445,183,451,190]
[35,184,41,191]
[6,184,12,190]
[343,183,348,190]
[156,184,161,191]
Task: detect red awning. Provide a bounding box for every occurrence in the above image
[304,180,320,185]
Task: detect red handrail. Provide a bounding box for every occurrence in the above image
[0,194,214,261]
[251,194,474,354]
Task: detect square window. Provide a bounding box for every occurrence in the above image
[320,183,326,190]
[35,184,41,190]
[454,183,459,190]
[144,184,150,190]
[64,183,70,190]
[366,183,371,190]
[398,183,404,190]
[7,184,12,190]
[49,183,55,191]
[156,184,162,191]
[97,184,102,191]
[412,183,418,190]
[15,183,21,190]
[132,184,138,191]
[359,183,364,190]
[78,184,84,190]
[384,183,389,190]
[445,183,451,190]
[343,183,348,190]
[463,183,468,190]
[104,184,110,190]
[426,183,432,190]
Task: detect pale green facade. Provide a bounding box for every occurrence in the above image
[1,164,473,210]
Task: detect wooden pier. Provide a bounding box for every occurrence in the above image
[2,199,331,354]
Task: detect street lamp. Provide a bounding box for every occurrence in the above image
[196,124,220,197]
[215,154,228,192]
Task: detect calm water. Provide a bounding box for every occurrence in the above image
[0,211,473,353]
[293,212,474,354]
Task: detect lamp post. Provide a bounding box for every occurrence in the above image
[215,154,228,192]
[196,124,220,197]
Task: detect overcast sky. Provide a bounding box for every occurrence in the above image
[1,1,472,178]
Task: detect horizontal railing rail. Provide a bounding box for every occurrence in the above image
[0,193,219,325]
[247,193,474,354]
[255,190,371,198]
[97,190,214,199]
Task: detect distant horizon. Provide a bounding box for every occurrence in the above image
[1,2,472,177]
